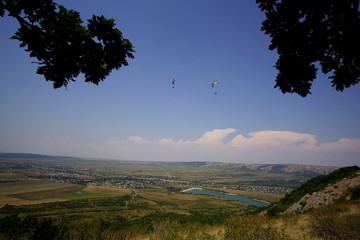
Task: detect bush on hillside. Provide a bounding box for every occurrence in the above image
[349,185,360,200]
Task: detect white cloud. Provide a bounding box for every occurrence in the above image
[229,131,318,149]
[195,128,236,146]
[33,129,360,166]
[126,136,149,144]
[174,128,236,148]
[320,138,360,152]
[158,138,175,144]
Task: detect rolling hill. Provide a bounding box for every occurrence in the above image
[262,166,360,216]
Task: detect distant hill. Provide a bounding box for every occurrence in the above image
[0,153,55,159]
[0,153,341,177]
[0,153,81,160]
[206,162,340,177]
[262,166,360,216]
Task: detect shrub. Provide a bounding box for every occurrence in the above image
[0,214,62,240]
[349,185,360,200]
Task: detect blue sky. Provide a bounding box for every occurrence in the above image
[1,0,359,166]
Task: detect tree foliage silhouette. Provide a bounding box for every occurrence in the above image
[256,0,360,96]
[0,0,135,89]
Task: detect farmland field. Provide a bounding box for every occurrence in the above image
[0,155,333,209]
[0,181,83,206]
[0,156,298,219]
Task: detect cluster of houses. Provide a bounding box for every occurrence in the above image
[2,159,293,195]
[40,169,292,195]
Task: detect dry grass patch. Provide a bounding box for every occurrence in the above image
[0,194,67,208]
[169,193,198,201]
[134,189,247,210]
[276,214,314,240]
[209,187,283,203]
[0,180,81,195]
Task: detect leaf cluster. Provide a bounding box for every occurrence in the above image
[256,0,360,96]
[1,0,135,88]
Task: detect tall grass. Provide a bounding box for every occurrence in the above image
[309,204,360,240]
[224,215,289,240]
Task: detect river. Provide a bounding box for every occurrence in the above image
[182,188,270,207]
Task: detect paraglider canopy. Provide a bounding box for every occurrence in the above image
[212,81,221,94]
[212,81,221,88]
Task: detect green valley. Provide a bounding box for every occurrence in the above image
[0,155,358,239]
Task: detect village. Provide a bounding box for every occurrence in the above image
[1,158,299,195]
[35,167,292,195]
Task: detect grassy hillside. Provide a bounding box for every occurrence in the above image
[263,166,360,216]
[1,197,359,239]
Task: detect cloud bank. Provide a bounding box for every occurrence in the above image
[20,129,360,166]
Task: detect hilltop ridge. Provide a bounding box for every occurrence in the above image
[285,170,360,213]
[262,166,360,216]
[207,162,339,176]
[0,152,340,177]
